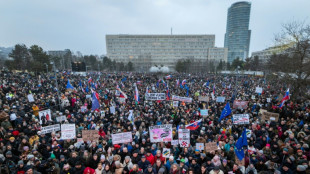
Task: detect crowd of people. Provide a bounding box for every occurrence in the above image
[0,70,309,174]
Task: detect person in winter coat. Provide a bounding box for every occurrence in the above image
[169,163,181,174]
[102,164,113,174]
[123,156,134,173]
[89,153,100,170]
[72,161,85,174]
[115,160,124,174]
[145,150,155,165]
[95,162,104,174]
[144,164,156,174]
[153,158,167,174]
[61,164,72,174]
[154,150,165,164]
[219,159,230,173]
[138,155,150,172]
[209,166,224,174]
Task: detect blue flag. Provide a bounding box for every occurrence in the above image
[206,81,210,87]
[66,80,74,89]
[79,81,82,88]
[219,102,232,121]
[299,120,304,127]
[92,92,100,111]
[185,84,189,97]
[121,77,127,82]
[85,86,89,93]
[235,128,248,161]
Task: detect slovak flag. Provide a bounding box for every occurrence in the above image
[185,119,202,130]
[182,79,187,86]
[116,85,128,99]
[165,75,172,80]
[134,85,140,103]
[166,85,170,100]
[176,79,180,87]
[279,89,290,108]
[88,77,92,83]
[136,81,142,85]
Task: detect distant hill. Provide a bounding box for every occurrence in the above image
[0,46,13,59]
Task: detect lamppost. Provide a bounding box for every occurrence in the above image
[50,62,62,110]
[44,63,48,74]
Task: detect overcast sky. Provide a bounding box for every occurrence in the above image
[1,0,309,56]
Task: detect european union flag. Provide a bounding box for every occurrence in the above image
[235,128,248,161]
[121,77,127,82]
[66,80,74,89]
[219,102,232,121]
[85,86,89,93]
[185,84,189,97]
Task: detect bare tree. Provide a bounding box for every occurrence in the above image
[270,21,310,98]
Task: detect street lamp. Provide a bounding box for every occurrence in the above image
[44,63,48,74]
[50,62,62,110]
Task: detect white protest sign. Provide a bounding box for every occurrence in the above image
[251,95,256,100]
[112,132,132,144]
[233,114,250,124]
[110,106,116,114]
[145,93,166,100]
[61,124,76,139]
[27,94,35,102]
[172,95,193,103]
[216,96,226,103]
[39,109,52,124]
[81,106,87,113]
[118,97,126,104]
[267,98,271,103]
[178,129,190,147]
[171,140,179,146]
[86,95,91,99]
[149,124,173,142]
[255,87,263,94]
[246,129,252,138]
[56,116,67,122]
[162,148,171,158]
[196,143,204,151]
[200,109,208,116]
[41,124,60,134]
[173,101,179,108]
[115,90,120,96]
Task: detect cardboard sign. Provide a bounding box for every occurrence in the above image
[145,93,166,100]
[255,87,263,94]
[173,101,179,108]
[27,94,35,102]
[82,130,100,142]
[112,132,132,144]
[41,124,60,134]
[162,148,171,158]
[200,109,208,116]
[233,100,249,109]
[110,106,116,114]
[205,142,218,152]
[261,111,279,122]
[39,109,52,124]
[196,143,204,151]
[178,129,190,147]
[171,140,179,146]
[61,124,76,139]
[198,96,209,102]
[56,116,66,122]
[149,124,173,142]
[216,96,226,103]
[233,114,250,124]
[172,95,193,103]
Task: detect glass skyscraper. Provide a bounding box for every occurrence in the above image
[224,1,251,63]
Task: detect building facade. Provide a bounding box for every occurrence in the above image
[208,47,228,62]
[48,49,72,70]
[106,34,227,71]
[224,1,251,63]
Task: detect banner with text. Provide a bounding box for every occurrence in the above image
[61,124,76,140]
[233,100,249,109]
[39,109,52,124]
[216,96,226,103]
[145,93,166,100]
[149,124,173,142]
[205,142,218,152]
[233,114,250,124]
[112,132,133,144]
[178,129,190,147]
[41,124,60,134]
[82,130,100,142]
[172,95,193,103]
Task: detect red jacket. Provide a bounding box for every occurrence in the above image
[145,154,155,165]
[154,155,165,164]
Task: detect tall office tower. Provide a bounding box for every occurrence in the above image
[224,1,251,63]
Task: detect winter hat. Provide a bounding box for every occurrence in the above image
[6,151,12,156]
[169,156,174,160]
[180,159,186,163]
[18,160,24,165]
[60,155,65,159]
[50,153,56,159]
[297,165,307,172]
[27,154,34,160]
[100,155,106,160]
[283,148,289,152]
[158,168,165,174]
[125,156,131,161]
[152,144,156,149]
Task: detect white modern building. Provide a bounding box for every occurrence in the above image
[106,34,227,71]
